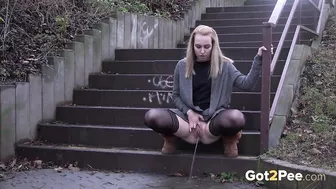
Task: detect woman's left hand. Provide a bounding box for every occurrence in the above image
[257,46,267,56]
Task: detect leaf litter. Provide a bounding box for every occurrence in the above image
[0,157,82,181]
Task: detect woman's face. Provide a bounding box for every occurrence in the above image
[193,33,212,62]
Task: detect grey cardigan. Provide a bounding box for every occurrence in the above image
[169,54,262,122]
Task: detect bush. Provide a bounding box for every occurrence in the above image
[0,0,193,84]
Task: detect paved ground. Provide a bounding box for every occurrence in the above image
[0,168,267,189]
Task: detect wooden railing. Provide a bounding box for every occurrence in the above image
[259,0,329,153]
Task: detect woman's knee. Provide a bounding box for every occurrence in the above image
[144,108,161,126]
[208,109,245,136]
[144,109,179,134]
[225,109,245,127]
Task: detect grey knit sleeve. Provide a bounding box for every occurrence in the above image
[171,61,190,114]
[229,55,262,91]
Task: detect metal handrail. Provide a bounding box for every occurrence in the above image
[268,0,288,26]
[270,0,325,121]
[309,0,321,12]
[260,0,325,153]
[270,0,300,74]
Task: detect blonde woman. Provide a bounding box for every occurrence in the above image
[144,25,266,157]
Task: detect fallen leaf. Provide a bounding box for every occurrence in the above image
[10,159,16,168]
[55,166,63,173]
[282,126,290,136]
[304,129,313,134]
[310,148,322,155]
[34,160,42,169]
[300,161,310,165]
[168,170,185,177]
[292,120,301,124]
[168,172,184,177]
[0,163,6,170]
[256,181,265,186]
[291,107,298,115]
[68,164,80,172]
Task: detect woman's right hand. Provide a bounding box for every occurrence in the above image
[187,110,204,132]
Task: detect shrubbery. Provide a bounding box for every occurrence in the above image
[0,0,193,84]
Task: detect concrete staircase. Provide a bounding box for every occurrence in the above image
[15,0,317,176]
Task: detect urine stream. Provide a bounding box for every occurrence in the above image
[188,137,199,180]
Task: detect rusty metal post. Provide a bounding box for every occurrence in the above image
[260,22,272,154]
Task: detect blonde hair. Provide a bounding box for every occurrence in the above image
[185,25,233,78]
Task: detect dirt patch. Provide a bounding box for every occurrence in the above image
[0,0,193,85]
[266,13,336,172]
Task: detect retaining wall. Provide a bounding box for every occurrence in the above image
[0,0,245,161]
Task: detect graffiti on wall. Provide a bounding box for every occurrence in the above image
[148,75,173,89]
[143,91,172,105]
[142,75,174,105]
[139,19,159,47]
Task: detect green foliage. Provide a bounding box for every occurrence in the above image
[311,115,333,133]
[92,0,150,14]
[55,15,68,34]
[90,0,192,19]
[326,101,336,118]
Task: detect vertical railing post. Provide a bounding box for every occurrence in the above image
[299,0,302,44]
[260,22,272,154]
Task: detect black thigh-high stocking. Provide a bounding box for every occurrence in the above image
[208,109,245,137]
[144,109,179,136]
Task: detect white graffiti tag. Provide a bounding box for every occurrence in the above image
[143,92,172,105]
[148,75,174,89]
[139,20,159,46]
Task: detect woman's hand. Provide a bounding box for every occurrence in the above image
[196,121,206,139]
[187,110,204,132]
[257,46,267,56]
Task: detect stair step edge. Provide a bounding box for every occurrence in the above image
[16,144,259,159]
[74,89,277,94]
[38,123,262,134]
[58,105,262,113]
[197,16,314,21]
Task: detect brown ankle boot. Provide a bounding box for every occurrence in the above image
[223,131,242,157]
[161,135,177,154]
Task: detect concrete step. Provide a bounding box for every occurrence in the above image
[55,106,262,128]
[206,3,315,13]
[195,16,315,27]
[201,10,316,19]
[244,0,315,5]
[15,144,258,176]
[101,60,285,75]
[114,47,290,60]
[182,32,313,44]
[72,89,276,111]
[88,74,281,92]
[244,0,310,5]
[37,123,261,155]
[177,40,312,48]
[189,24,315,34]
